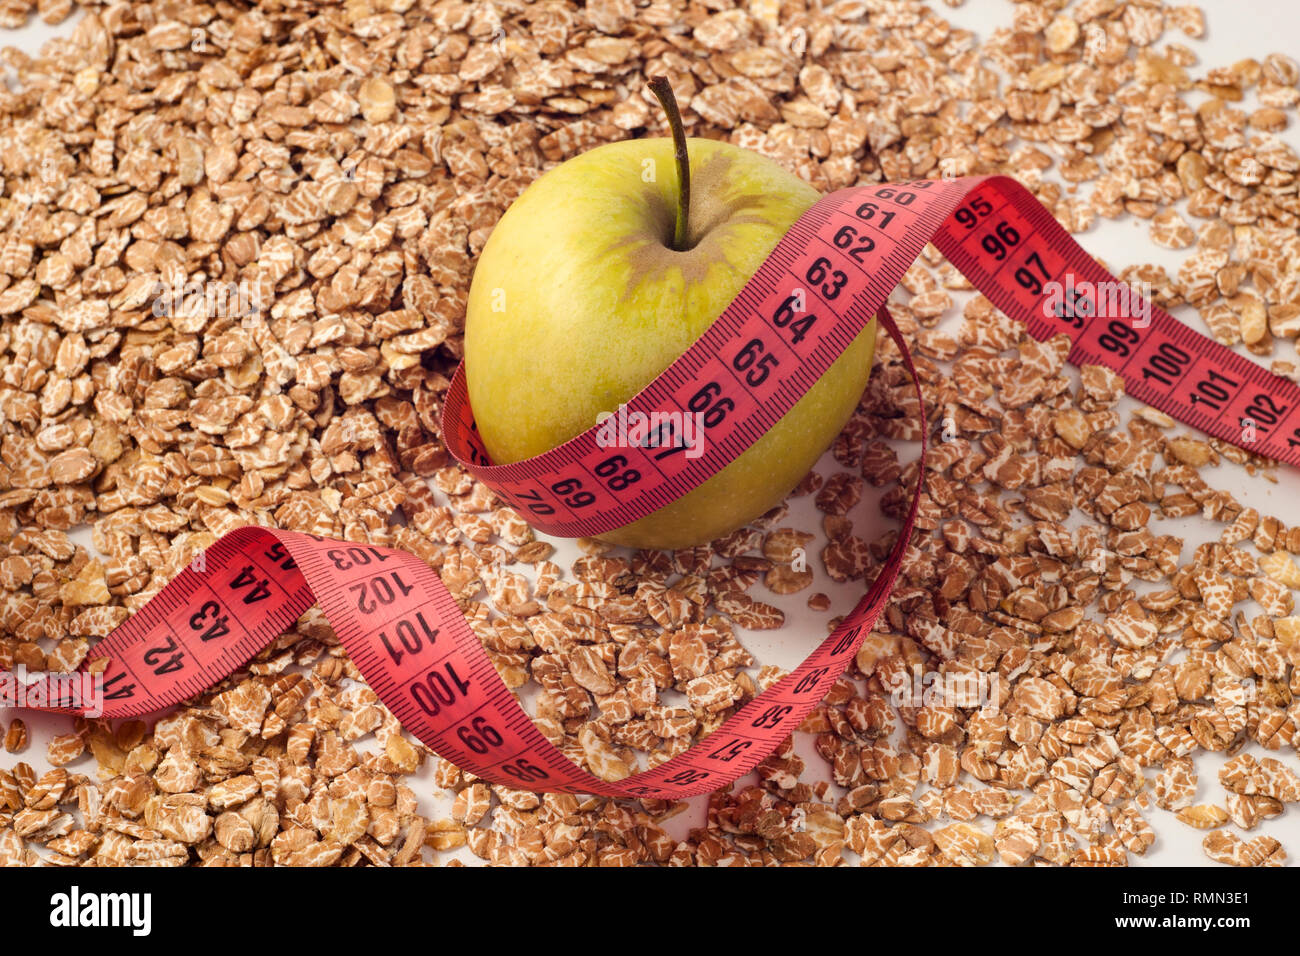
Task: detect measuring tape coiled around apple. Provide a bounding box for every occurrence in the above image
[14,174,1300,800]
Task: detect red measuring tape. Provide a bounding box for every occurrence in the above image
[13,175,1297,799]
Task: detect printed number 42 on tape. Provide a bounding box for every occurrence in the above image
[15,175,1299,800]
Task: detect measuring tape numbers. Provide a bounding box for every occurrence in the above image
[12,175,1297,800]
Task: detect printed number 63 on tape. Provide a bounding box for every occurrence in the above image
[16,175,1300,800]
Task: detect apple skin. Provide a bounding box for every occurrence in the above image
[464,136,876,550]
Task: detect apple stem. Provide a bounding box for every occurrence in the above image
[648,75,691,252]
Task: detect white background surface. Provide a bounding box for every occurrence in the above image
[5,0,1300,867]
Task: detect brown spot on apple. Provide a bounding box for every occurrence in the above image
[613,150,776,301]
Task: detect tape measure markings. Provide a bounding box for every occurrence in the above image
[933,177,1300,469]
[13,174,1299,799]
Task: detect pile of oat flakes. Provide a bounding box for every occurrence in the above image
[1,0,1299,866]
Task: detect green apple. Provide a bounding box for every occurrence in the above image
[464,83,875,550]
